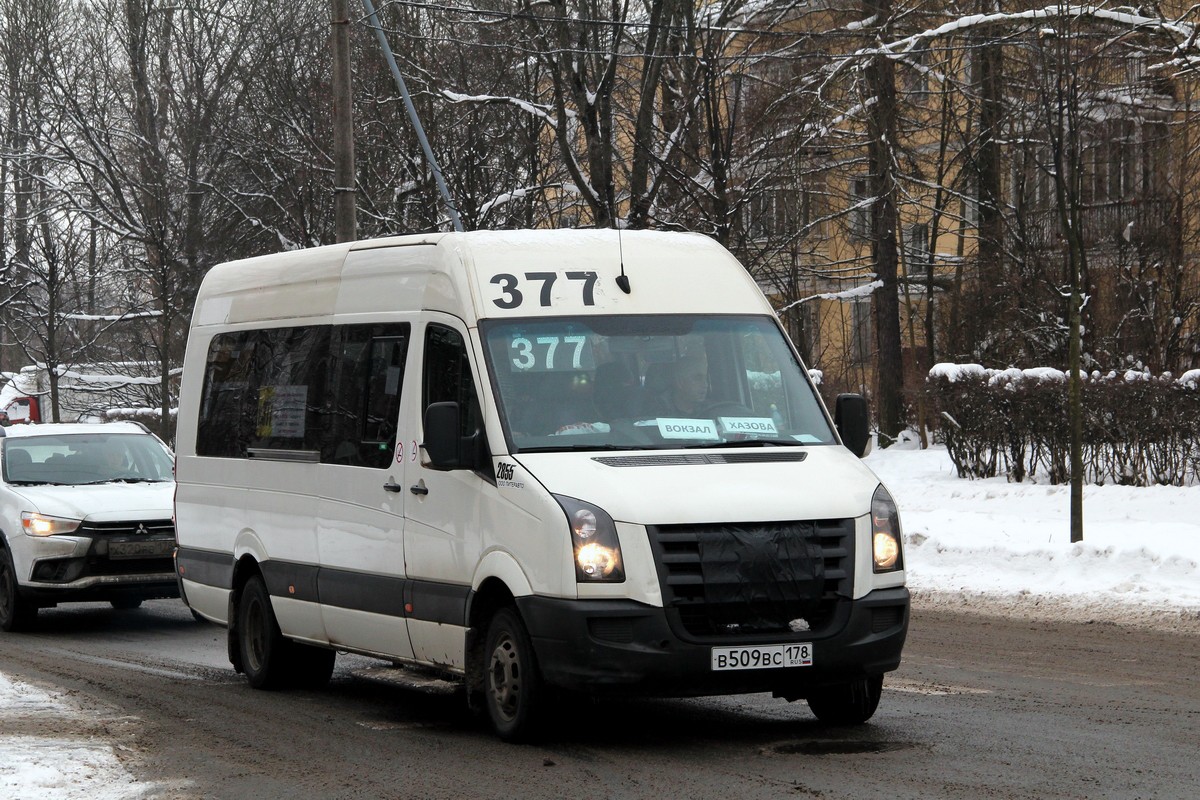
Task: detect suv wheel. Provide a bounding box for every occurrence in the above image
[0,551,37,632]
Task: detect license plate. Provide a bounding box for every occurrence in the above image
[109,540,174,559]
[711,643,813,671]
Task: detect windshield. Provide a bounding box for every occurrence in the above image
[480,314,836,453]
[2,432,175,485]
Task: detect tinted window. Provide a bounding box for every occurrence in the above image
[423,325,482,437]
[197,324,409,468]
[324,327,409,466]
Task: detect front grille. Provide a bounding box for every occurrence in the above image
[77,519,175,538]
[648,518,853,640]
[74,519,176,579]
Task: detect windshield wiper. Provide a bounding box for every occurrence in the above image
[682,438,798,449]
[6,480,61,486]
[517,443,655,453]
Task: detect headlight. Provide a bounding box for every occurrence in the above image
[554,495,625,582]
[22,512,82,537]
[871,485,903,572]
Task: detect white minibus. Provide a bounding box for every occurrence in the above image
[173,229,908,740]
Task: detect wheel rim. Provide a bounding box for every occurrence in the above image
[488,631,522,722]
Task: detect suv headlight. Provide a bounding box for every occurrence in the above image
[22,512,82,537]
[871,485,903,572]
[554,495,625,582]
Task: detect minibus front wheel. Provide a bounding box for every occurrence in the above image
[806,675,883,725]
[484,607,547,741]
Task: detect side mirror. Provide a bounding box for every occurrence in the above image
[422,401,487,471]
[422,402,464,470]
[834,393,871,458]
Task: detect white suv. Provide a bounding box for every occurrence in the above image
[0,422,177,631]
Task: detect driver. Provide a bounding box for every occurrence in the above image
[661,355,708,416]
[101,448,135,478]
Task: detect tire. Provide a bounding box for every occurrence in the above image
[0,551,37,632]
[236,575,334,690]
[806,675,884,725]
[483,607,546,742]
[289,642,336,689]
[237,575,289,689]
[110,598,143,610]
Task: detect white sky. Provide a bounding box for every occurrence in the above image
[2,442,1197,795]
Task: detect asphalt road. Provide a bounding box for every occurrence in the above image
[1,600,1196,800]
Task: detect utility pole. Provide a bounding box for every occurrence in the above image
[361,0,463,232]
[331,0,357,243]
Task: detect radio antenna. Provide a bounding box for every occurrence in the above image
[615,226,631,294]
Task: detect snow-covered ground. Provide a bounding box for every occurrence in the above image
[0,673,158,799]
[3,442,1198,796]
[866,438,1200,632]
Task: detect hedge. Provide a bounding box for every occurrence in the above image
[926,365,1200,486]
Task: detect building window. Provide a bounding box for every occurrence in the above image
[851,178,871,239]
[904,223,930,265]
[903,49,930,99]
[851,299,873,364]
[746,179,827,241]
[799,301,820,361]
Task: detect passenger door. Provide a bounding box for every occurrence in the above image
[402,317,493,668]
[316,323,415,660]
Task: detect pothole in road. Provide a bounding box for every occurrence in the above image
[768,739,917,756]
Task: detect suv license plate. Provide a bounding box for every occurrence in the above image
[711,643,813,671]
[109,540,173,559]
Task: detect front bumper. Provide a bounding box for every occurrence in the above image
[19,572,179,604]
[18,532,179,605]
[517,586,909,697]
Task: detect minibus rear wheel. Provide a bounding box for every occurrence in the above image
[238,575,289,689]
[289,642,336,689]
[806,675,883,725]
[484,607,546,741]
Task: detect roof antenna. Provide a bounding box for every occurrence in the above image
[615,226,631,294]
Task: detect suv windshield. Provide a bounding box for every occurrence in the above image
[2,432,174,485]
[480,314,836,453]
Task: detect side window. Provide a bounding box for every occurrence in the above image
[423,324,482,438]
[249,326,331,454]
[197,331,260,457]
[324,324,409,467]
[197,323,407,465]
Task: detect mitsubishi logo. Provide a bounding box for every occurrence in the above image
[135,523,149,536]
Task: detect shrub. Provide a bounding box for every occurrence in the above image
[927,365,1200,486]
